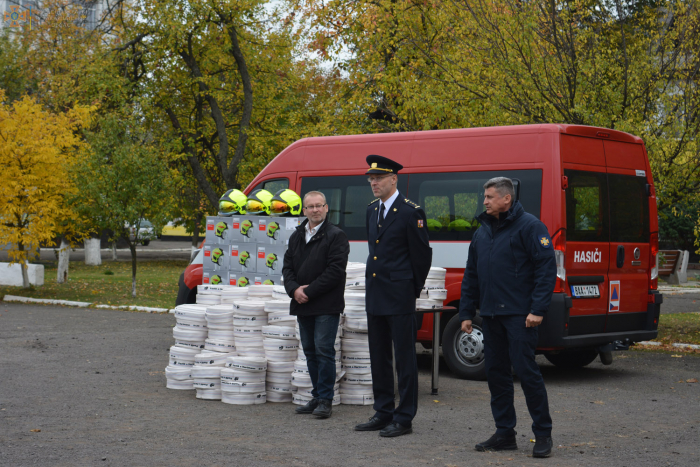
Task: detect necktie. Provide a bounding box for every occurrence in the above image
[379,203,385,225]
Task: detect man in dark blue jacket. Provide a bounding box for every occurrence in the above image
[459,177,556,458]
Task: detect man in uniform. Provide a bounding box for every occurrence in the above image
[354,155,432,438]
[459,177,556,458]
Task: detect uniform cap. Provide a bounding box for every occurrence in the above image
[366,155,403,175]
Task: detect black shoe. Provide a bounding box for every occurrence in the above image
[295,398,319,414]
[533,436,553,458]
[379,422,412,438]
[475,432,518,451]
[312,399,332,419]
[354,416,392,431]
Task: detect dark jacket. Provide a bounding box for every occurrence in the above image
[365,193,432,315]
[283,218,349,316]
[459,201,556,321]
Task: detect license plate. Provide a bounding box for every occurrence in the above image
[571,285,600,298]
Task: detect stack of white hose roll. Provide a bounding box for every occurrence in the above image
[192,365,223,400]
[204,304,236,353]
[292,322,343,406]
[262,299,297,402]
[172,304,208,350]
[220,286,249,304]
[339,288,373,404]
[221,356,267,405]
[166,345,199,390]
[232,300,267,358]
[196,285,223,305]
[272,285,290,301]
[345,262,366,289]
[247,284,275,300]
[418,267,447,309]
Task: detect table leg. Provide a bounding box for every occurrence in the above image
[431,311,440,395]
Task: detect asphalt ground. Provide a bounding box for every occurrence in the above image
[1,303,699,467]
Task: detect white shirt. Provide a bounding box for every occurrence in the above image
[379,190,400,220]
[305,220,324,243]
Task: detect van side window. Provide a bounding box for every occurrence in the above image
[408,170,542,241]
[300,175,408,240]
[565,170,609,242]
[608,174,649,243]
[251,178,289,194]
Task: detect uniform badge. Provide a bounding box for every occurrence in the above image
[418,219,424,228]
[540,237,550,248]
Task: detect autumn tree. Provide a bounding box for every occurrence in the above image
[0,91,92,288]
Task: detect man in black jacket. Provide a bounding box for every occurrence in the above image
[283,191,349,419]
[355,155,432,438]
[459,177,556,458]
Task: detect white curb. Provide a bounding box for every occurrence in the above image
[2,295,171,313]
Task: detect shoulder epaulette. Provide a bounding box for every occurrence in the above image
[368,198,379,206]
[404,198,420,209]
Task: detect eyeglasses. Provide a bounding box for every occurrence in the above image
[367,175,393,183]
[304,204,326,211]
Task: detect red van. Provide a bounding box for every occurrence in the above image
[177,124,663,380]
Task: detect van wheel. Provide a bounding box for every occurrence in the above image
[544,349,598,368]
[442,314,486,380]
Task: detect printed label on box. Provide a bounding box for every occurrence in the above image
[259,219,267,232]
[258,246,266,259]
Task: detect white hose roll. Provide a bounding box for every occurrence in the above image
[344,292,365,306]
[196,295,221,305]
[196,389,222,400]
[191,366,223,379]
[266,391,293,403]
[297,349,341,362]
[266,372,293,384]
[343,307,367,318]
[291,372,313,387]
[339,383,374,395]
[263,338,299,351]
[342,362,372,374]
[221,392,266,405]
[207,329,236,340]
[174,304,209,313]
[194,351,231,366]
[220,380,266,394]
[207,323,235,331]
[235,337,264,348]
[416,298,444,309]
[343,318,368,332]
[197,284,225,295]
[248,284,275,297]
[204,339,236,353]
[174,338,206,350]
[220,368,266,383]
[292,393,340,406]
[420,289,429,299]
[340,393,375,405]
[423,279,446,289]
[345,279,365,289]
[272,286,289,300]
[341,339,370,353]
[206,304,234,315]
[169,345,200,366]
[267,313,297,325]
[428,288,447,300]
[262,325,296,339]
[427,266,447,280]
[264,350,297,362]
[295,383,339,398]
[165,365,192,381]
[221,287,249,300]
[233,315,268,327]
[265,382,293,393]
[193,379,221,390]
[225,356,267,372]
[264,300,291,313]
[340,329,368,341]
[232,300,267,314]
[293,359,310,374]
[232,327,263,338]
[166,379,194,390]
[341,351,371,364]
[266,360,294,373]
[175,318,208,329]
[237,348,266,358]
[173,326,208,340]
[342,373,373,385]
[174,307,207,321]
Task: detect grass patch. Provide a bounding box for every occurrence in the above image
[0,260,189,309]
[655,313,700,345]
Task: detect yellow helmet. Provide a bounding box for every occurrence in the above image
[245,189,273,215]
[270,189,302,216]
[218,189,247,216]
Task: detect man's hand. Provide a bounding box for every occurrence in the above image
[461,320,473,334]
[526,313,543,328]
[293,285,309,304]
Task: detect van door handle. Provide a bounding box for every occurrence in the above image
[616,245,625,268]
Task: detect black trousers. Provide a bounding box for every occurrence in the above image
[366,313,418,427]
[482,315,552,437]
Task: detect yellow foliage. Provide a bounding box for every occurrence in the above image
[0,90,93,266]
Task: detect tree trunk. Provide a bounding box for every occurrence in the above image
[112,242,118,261]
[57,237,70,284]
[84,238,102,266]
[129,242,137,298]
[17,241,30,288]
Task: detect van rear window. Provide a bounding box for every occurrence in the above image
[408,170,543,241]
[608,174,649,243]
